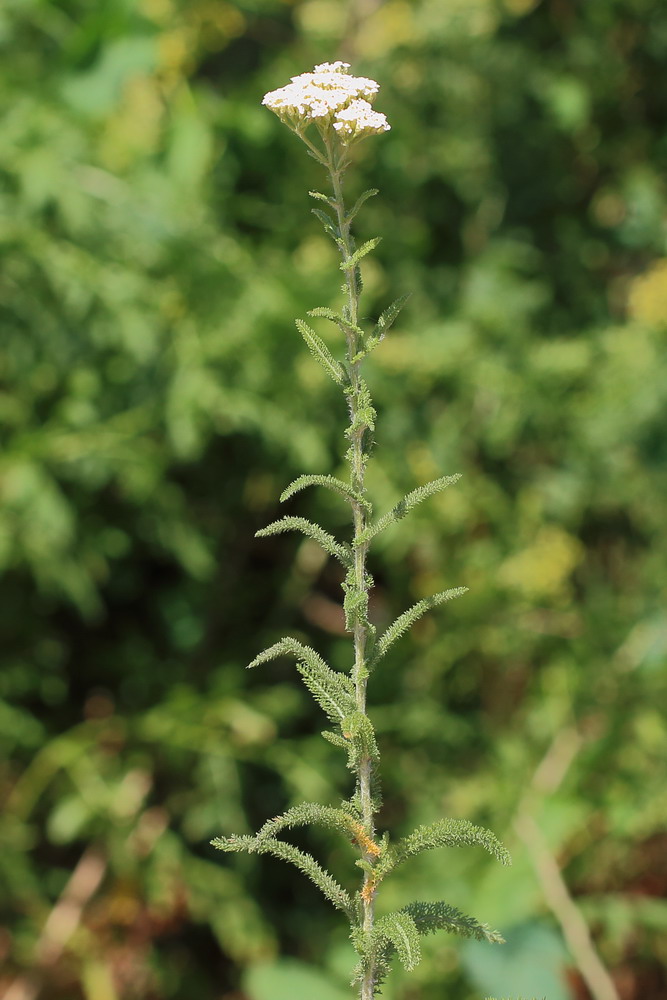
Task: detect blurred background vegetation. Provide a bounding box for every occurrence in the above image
[1,1,666,998]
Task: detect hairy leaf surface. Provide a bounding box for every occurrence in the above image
[280,474,371,513]
[356,474,462,546]
[295,318,346,385]
[256,516,351,565]
[403,900,505,944]
[372,588,468,664]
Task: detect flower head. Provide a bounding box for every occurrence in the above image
[333,100,390,142]
[262,62,390,142]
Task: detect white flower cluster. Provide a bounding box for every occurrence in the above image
[332,99,391,139]
[262,62,390,142]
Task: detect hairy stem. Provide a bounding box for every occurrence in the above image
[326,141,377,1000]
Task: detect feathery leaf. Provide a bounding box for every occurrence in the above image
[403,900,505,944]
[255,516,351,565]
[343,583,369,632]
[372,588,468,664]
[307,306,365,337]
[308,190,335,206]
[340,238,382,271]
[297,658,356,724]
[346,188,378,222]
[311,207,339,238]
[372,293,411,340]
[341,710,380,765]
[246,637,355,723]
[356,474,462,546]
[211,834,352,916]
[280,474,372,514]
[321,729,350,749]
[345,379,376,436]
[295,318,346,385]
[376,818,511,880]
[257,802,357,841]
[372,911,422,971]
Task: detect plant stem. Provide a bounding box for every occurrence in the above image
[326,142,377,1000]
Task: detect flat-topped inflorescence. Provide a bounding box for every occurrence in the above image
[262,61,390,143]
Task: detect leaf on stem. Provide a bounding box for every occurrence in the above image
[345,188,379,223]
[371,588,467,665]
[339,238,382,271]
[307,307,365,337]
[247,637,355,724]
[308,190,335,207]
[341,710,380,766]
[297,658,356,724]
[295,318,346,385]
[311,207,340,239]
[211,834,353,916]
[355,474,462,546]
[321,729,349,748]
[373,293,411,339]
[256,515,351,566]
[402,900,505,944]
[376,818,512,879]
[257,802,358,841]
[371,911,422,971]
[280,474,372,514]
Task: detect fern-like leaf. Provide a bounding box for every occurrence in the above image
[308,190,335,207]
[256,516,351,566]
[306,307,365,337]
[341,710,380,767]
[247,637,355,723]
[372,293,411,340]
[371,911,422,971]
[321,729,349,748]
[402,900,505,944]
[295,318,346,385]
[257,802,356,841]
[372,588,468,665]
[356,474,461,546]
[297,659,356,724]
[345,188,378,223]
[345,379,376,435]
[340,238,382,271]
[247,636,335,673]
[352,294,412,361]
[280,474,372,514]
[311,207,339,239]
[211,834,353,916]
[376,818,511,879]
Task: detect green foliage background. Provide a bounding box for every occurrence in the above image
[1,1,666,998]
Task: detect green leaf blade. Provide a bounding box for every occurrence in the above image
[255,515,351,565]
[345,188,379,222]
[373,911,422,971]
[246,637,354,723]
[378,817,511,878]
[257,802,357,841]
[403,900,505,944]
[295,318,346,385]
[372,588,468,665]
[339,238,382,271]
[280,474,372,513]
[213,834,353,916]
[356,474,462,547]
[297,659,355,724]
[372,293,411,341]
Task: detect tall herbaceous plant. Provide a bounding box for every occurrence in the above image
[212,63,511,1000]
